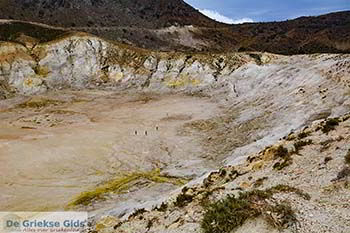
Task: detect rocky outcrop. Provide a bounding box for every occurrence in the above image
[0,33,254,95]
[2,33,348,98]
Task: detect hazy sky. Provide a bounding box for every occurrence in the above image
[184,0,350,24]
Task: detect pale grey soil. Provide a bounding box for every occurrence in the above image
[0,90,220,212]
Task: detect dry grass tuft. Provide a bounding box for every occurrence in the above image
[68,169,188,207]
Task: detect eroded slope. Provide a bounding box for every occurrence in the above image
[108,114,350,233]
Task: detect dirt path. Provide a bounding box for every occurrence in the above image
[0,90,220,212]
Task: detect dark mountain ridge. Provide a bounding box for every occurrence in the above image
[0,0,349,54]
[0,0,221,28]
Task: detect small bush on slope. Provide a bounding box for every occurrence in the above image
[321,118,340,134]
[272,145,292,170]
[201,185,309,233]
[345,150,350,165]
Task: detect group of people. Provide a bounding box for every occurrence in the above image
[134,126,159,136]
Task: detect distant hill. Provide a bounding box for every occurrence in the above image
[0,0,349,54]
[202,11,350,54]
[0,0,220,28]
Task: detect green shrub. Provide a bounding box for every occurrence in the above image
[293,139,313,154]
[336,167,350,180]
[129,208,147,219]
[273,159,292,170]
[153,202,168,212]
[321,118,340,134]
[265,203,297,229]
[201,193,259,233]
[297,131,310,139]
[273,145,292,170]
[201,185,303,233]
[253,177,268,188]
[345,150,350,165]
[174,187,193,208]
[274,145,289,158]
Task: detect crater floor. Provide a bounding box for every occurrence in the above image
[0,90,220,212]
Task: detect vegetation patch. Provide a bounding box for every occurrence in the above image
[153,202,168,212]
[320,118,340,134]
[335,167,350,181]
[248,53,263,65]
[273,160,291,170]
[345,150,350,165]
[68,169,188,207]
[129,208,147,220]
[202,192,260,233]
[272,145,292,170]
[324,156,333,164]
[16,97,65,109]
[166,75,200,88]
[323,179,350,193]
[286,132,296,141]
[320,139,334,152]
[272,139,313,170]
[293,139,313,155]
[34,65,50,77]
[273,145,289,158]
[174,187,194,208]
[297,131,311,139]
[0,22,67,43]
[253,177,268,188]
[201,185,307,233]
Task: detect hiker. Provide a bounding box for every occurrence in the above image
[145,130,148,136]
[135,130,138,135]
